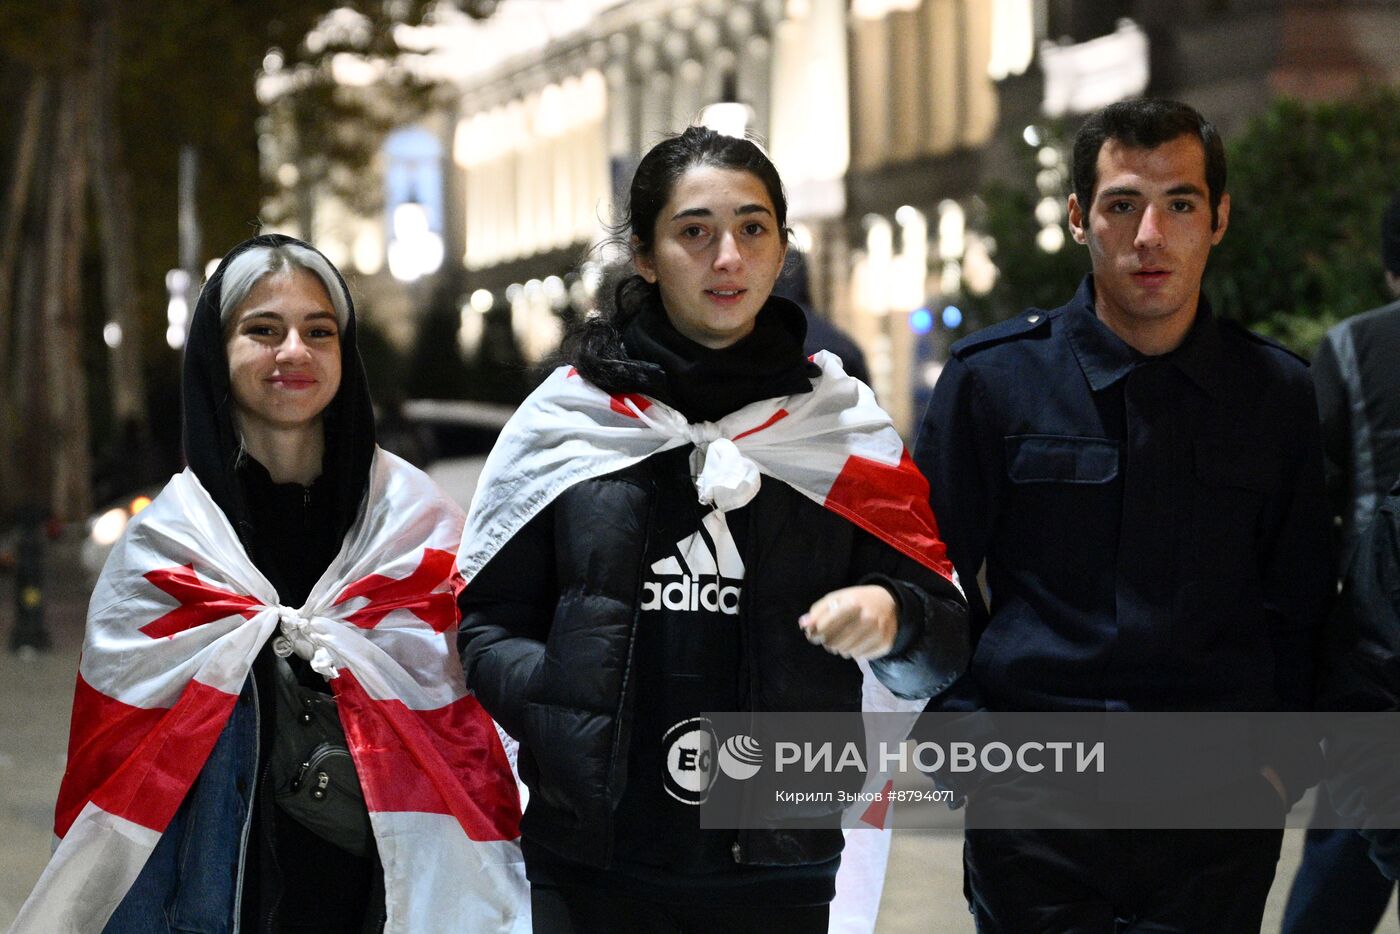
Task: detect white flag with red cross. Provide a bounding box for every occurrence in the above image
[461,351,959,591]
[12,449,527,934]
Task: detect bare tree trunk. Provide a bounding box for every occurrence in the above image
[41,75,93,521]
[0,76,50,523]
[88,2,146,432]
[15,206,51,509]
[0,76,47,372]
[14,245,48,506]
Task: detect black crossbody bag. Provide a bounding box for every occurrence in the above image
[268,656,375,857]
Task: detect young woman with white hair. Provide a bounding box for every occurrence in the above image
[15,235,525,934]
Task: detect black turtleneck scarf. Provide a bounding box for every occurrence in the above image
[619,292,820,422]
[236,457,341,606]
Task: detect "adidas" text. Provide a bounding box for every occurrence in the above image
[640,577,742,615]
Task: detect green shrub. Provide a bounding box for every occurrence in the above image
[1206,87,1400,355]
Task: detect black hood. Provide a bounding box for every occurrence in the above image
[182,233,376,554]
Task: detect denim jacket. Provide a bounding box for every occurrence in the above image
[105,680,258,933]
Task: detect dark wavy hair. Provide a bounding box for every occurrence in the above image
[566,126,789,392]
[1072,98,1227,230]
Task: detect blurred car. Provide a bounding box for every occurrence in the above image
[402,399,511,511]
[81,486,163,586]
[399,399,512,461]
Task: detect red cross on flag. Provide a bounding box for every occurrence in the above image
[14,450,527,933]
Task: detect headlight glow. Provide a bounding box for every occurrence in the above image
[90,508,129,547]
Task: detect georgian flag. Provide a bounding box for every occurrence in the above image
[460,353,960,934]
[460,351,957,590]
[13,450,527,934]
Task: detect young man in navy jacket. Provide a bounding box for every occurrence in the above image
[915,99,1333,932]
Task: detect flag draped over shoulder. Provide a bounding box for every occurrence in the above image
[13,449,527,934]
[460,351,958,592]
[459,354,961,933]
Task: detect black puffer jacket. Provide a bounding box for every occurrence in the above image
[460,454,967,869]
[458,292,968,872]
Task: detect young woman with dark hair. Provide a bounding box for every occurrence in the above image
[458,126,969,933]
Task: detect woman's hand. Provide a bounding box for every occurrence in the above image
[799,585,897,660]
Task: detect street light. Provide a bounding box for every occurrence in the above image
[166,268,191,349]
[459,289,492,358]
[387,197,444,282]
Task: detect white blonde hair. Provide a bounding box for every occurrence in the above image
[214,242,349,328]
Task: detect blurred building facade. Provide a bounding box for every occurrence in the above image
[260,0,1400,434]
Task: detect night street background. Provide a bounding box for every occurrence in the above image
[5,0,1400,927]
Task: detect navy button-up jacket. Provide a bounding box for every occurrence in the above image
[915,277,1332,718]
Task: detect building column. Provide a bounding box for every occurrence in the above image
[849,13,890,173]
[924,0,959,155]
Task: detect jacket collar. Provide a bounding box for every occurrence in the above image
[1065,275,1227,397]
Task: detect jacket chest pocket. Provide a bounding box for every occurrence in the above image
[1005,435,1119,485]
[1001,436,1120,554]
[1191,440,1278,544]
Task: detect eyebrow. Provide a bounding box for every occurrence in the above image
[1098,183,1207,199]
[237,309,338,323]
[1166,183,1207,198]
[671,203,774,221]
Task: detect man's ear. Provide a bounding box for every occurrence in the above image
[1211,192,1231,245]
[631,236,657,283]
[1067,193,1088,245]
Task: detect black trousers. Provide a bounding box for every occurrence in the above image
[529,882,830,934]
[963,828,1284,933]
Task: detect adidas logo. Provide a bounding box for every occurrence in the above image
[640,510,745,615]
